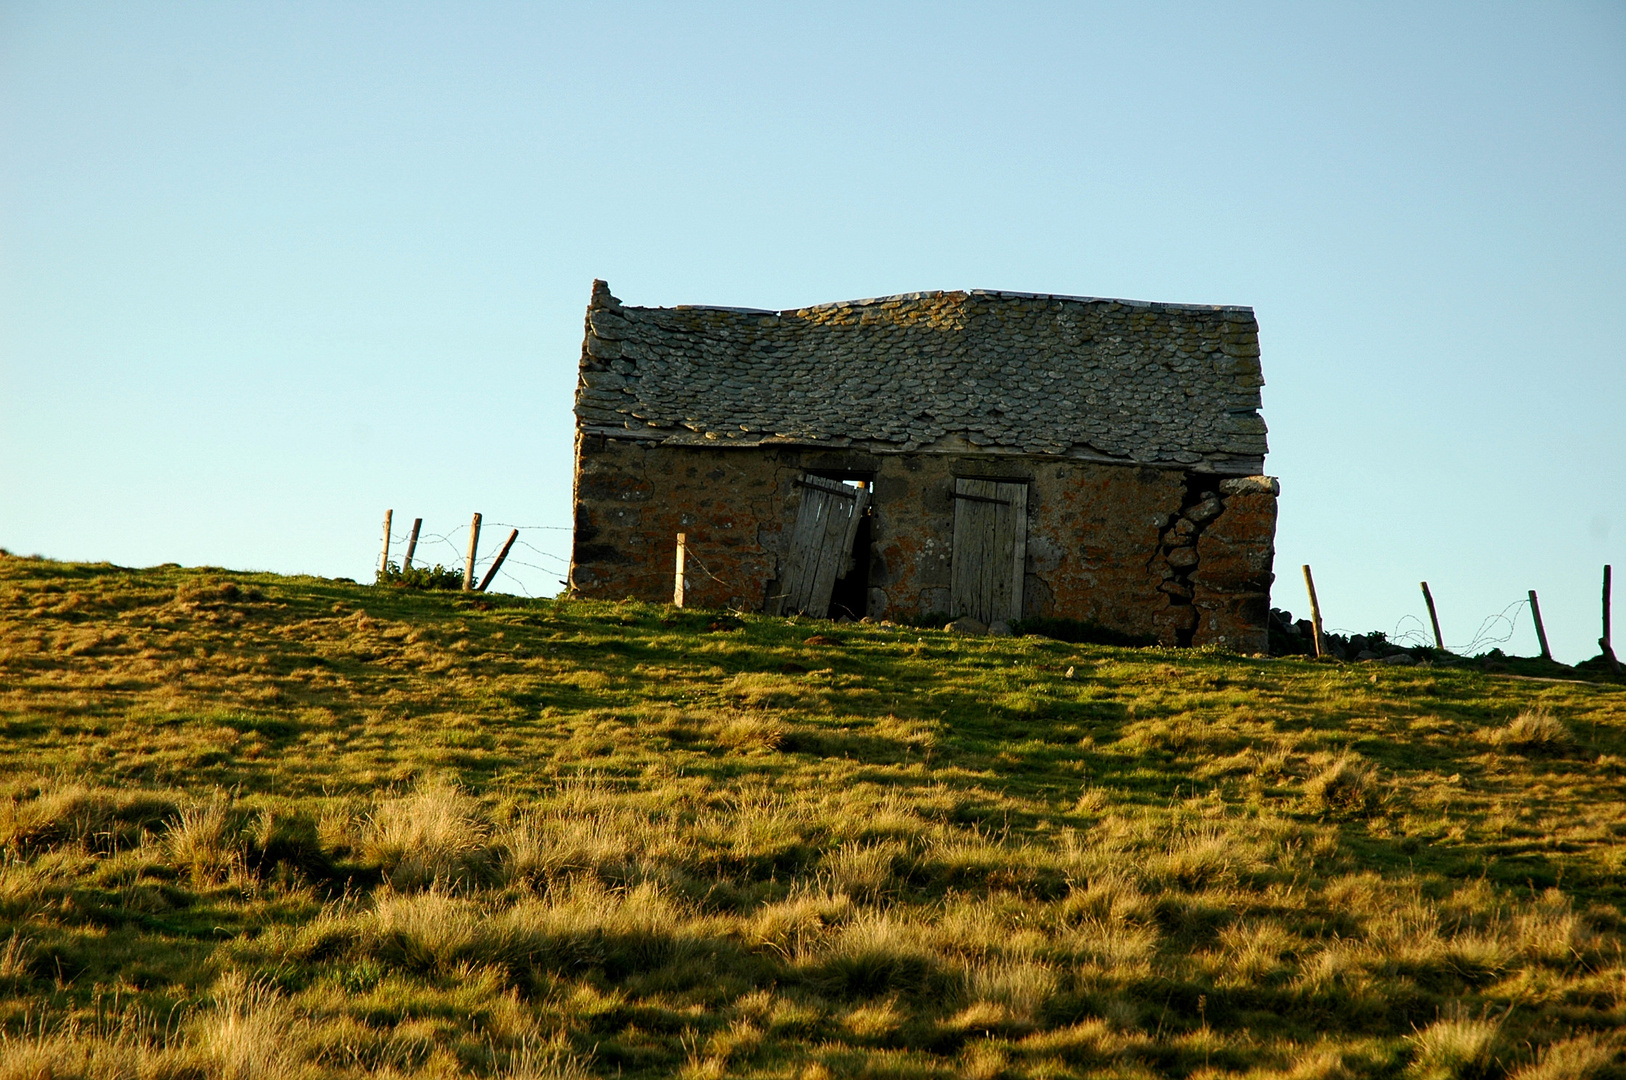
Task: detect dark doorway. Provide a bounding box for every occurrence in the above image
[808,472,873,621]
[828,509,872,620]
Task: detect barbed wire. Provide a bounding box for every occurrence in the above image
[1455,599,1531,655]
[513,539,569,565]
[680,548,735,592]
[375,518,572,595]
[379,521,1574,655]
[501,557,563,575]
[1319,596,1531,657]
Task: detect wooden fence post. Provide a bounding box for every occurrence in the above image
[378,509,393,580]
[1602,565,1618,673]
[463,513,482,591]
[1301,565,1326,659]
[403,518,422,571]
[1420,581,1444,651]
[673,533,688,607]
[1528,589,1552,661]
[477,530,519,593]
[1604,564,1613,649]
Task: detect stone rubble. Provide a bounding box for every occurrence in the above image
[1269,609,1421,663]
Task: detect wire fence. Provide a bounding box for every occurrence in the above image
[375,515,1595,661]
[1319,596,1533,656]
[377,518,573,598]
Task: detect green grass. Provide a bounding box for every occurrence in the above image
[0,555,1623,1078]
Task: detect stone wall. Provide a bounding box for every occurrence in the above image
[571,436,1277,651]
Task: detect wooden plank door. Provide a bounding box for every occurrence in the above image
[775,475,871,617]
[950,478,1028,624]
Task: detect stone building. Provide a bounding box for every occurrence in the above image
[570,280,1278,651]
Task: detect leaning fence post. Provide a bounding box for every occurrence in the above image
[403,518,422,571]
[477,529,519,593]
[1420,581,1444,651]
[463,513,482,591]
[1301,564,1326,659]
[673,533,688,607]
[1528,589,1552,661]
[378,509,393,580]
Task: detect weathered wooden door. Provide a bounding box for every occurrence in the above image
[774,475,871,617]
[950,478,1028,624]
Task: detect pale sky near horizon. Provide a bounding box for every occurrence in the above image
[3,2,1622,662]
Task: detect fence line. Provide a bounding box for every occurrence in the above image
[1321,596,1531,656]
[378,518,571,595]
[377,517,1588,660]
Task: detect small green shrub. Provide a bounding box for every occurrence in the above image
[375,561,464,590]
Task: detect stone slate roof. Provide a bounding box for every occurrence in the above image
[574,281,1267,472]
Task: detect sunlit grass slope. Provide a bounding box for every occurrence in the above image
[1,556,1623,1079]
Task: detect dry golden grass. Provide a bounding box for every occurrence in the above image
[1305,751,1380,814]
[0,556,1622,1078]
[1509,1033,1618,1080]
[364,781,491,891]
[1483,708,1573,753]
[167,794,237,886]
[1406,1014,1500,1080]
[201,971,307,1080]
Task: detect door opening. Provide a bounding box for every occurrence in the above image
[828,506,872,620]
[772,475,871,617]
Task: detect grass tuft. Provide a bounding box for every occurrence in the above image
[201,972,304,1080]
[1507,1032,1617,1079]
[167,793,238,885]
[499,1033,594,1080]
[0,1024,186,1079]
[1485,708,1573,753]
[1306,751,1380,814]
[0,934,32,988]
[1407,1014,1500,1080]
[363,780,490,890]
[0,778,176,854]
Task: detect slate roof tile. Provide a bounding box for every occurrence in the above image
[575,282,1267,471]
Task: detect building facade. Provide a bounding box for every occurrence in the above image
[570,281,1277,651]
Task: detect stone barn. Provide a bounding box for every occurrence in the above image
[569,280,1278,651]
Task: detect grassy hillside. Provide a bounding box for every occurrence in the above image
[0,556,1622,1079]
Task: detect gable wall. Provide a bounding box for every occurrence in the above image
[571,435,1274,651]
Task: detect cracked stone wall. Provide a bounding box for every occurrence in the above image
[571,436,1276,650]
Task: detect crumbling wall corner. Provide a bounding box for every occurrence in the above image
[1190,475,1279,653]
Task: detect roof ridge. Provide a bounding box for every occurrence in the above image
[621,290,1254,316]
[580,284,1267,469]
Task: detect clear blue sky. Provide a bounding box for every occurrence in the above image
[3,2,1622,662]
